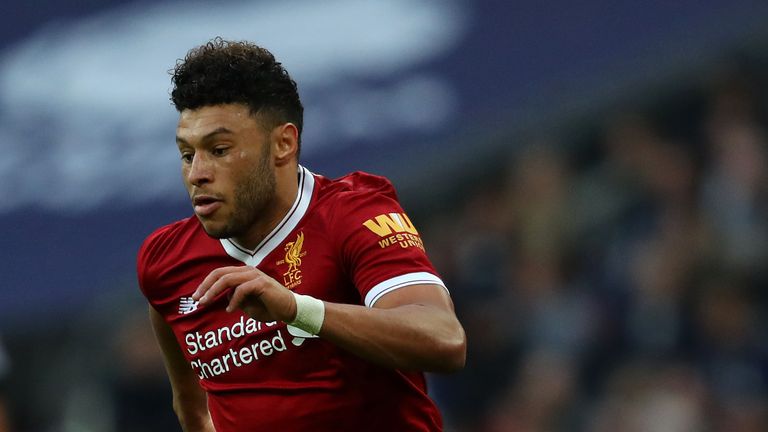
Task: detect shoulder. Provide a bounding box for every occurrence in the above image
[314,170,400,206]
[311,170,406,230]
[138,217,197,263]
[332,171,398,197]
[310,170,414,242]
[136,216,201,288]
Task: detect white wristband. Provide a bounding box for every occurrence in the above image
[288,292,325,335]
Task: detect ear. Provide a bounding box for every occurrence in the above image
[272,123,299,166]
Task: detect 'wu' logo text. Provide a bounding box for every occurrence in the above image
[363,213,424,251]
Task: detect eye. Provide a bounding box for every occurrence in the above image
[212,146,229,157]
[180,152,193,164]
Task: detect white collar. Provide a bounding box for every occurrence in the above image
[219,165,315,266]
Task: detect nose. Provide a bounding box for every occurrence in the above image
[187,153,213,186]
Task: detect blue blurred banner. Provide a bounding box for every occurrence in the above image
[1,0,767,324]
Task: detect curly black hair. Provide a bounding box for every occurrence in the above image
[171,38,304,148]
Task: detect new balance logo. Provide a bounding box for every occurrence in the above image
[179,297,199,315]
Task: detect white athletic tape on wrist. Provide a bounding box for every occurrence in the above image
[288,292,325,335]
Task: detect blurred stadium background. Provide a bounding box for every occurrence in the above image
[2,0,768,430]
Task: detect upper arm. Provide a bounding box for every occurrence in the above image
[332,185,446,307]
[372,283,454,311]
[148,306,203,395]
[149,305,181,359]
[370,283,466,372]
[148,306,213,430]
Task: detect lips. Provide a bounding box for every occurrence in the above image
[192,195,223,217]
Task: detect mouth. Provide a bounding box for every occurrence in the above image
[192,195,223,217]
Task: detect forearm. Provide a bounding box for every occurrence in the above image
[318,302,466,373]
[172,390,215,432]
[192,269,467,372]
[176,410,214,432]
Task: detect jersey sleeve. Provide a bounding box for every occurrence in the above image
[136,222,178,299]
[333,175,447,307]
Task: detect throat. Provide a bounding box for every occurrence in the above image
[231,193,296,251]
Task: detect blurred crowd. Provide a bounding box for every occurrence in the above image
[0,335,9,432]
[426,61,768,431]
[5,59,768,431]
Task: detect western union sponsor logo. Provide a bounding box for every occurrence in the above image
[363,213,419,237]
[363,213,424,251]
[377,233,425,251]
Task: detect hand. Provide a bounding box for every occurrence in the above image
[191,266,297,322]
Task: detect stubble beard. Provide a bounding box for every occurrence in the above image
[207,145,276,241]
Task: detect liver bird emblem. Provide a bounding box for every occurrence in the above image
[284,232,305,274]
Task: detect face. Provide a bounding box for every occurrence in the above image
[176,104,276,240]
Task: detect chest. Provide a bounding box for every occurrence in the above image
[152,223,355,335]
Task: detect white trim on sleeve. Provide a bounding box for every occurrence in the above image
[364,272,448,307]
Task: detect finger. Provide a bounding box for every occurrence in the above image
[195,268,253,304]
[204,265,265,293]
[199,270,258,305]
[226,279,265,313]
[192,266,249,301]
[193,267,235,300]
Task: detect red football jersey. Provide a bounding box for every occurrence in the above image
[137,166,448,431]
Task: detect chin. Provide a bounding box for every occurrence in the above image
[198,219,229,239]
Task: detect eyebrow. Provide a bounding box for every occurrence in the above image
[176,127,235,146]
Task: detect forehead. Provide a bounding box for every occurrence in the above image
[176,104,261,141]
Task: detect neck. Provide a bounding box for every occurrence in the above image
[233,164,300,250]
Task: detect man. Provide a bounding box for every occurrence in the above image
[138,38,466,432]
